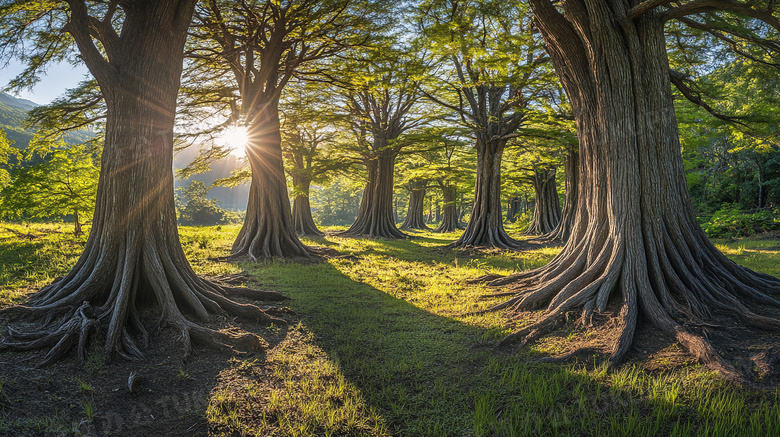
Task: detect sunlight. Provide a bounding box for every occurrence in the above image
[217,125,249,157]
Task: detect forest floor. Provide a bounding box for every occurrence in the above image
[0,222,778,436]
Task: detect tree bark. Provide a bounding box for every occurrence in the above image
[232,100,314,258]
[539,149,579,242]
[73,208,82,237]
[1,0,285,365]
[400,180,429,230]
[489,0,780,380]
[451,137,522,248]
[524,166,561,235]
[291,175,324,236]
[435,184,462,233]
[340,148,405,238]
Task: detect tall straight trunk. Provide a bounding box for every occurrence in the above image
[524,167,561,235]
[400,181,429,230]
[291,175,323,236]
[232,100,313,258]
[489,0,780,380]
[451,137,521,248]
[73,209,82,237]
[540,149,579,242]
[436,184,462,233]
[1,0,284,364]
[341,148,405,238]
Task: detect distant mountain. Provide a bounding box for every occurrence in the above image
[0,93,39,112]
[0,94,35,149]
[0,92,94,150]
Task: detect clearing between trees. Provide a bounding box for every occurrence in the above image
[0,223,778,436]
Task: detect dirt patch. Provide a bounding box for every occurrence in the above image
[0,311,288,436]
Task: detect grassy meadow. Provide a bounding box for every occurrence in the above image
[0,222,779,436]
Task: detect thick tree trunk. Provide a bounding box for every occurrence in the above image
[451,138,522,248]
[0,0,285,364]
[539,149,579,242]
[340,148,405,238]
[524,166,561,235]
[292,176,323,236]
[232,101,314,258]
[400,181,429,230]
[489,0,780,380]
[435,184,462,233]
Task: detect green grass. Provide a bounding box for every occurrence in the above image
[1,222,779,436]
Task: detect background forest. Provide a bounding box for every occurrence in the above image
[0,4,777,238]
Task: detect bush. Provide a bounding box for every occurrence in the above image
[700,204,780,238]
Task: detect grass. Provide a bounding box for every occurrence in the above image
[0,222,779,436]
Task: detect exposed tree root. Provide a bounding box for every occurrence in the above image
[0,238,288,365]
[448,224,527,250]
[483,225,780,383]
[535,347,602,364]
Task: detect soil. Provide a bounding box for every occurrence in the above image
[0,303,290,437]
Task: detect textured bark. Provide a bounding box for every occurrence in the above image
[400,180,429,230]
[488,0,780,380]
[451,136,523,249]
[73,209,82,237]
[507,197,520,223]
[436,184,463,233]
[291,176,323,236]
[232,102,314,259]
[0,0,285,365]
[539,149,579,242]
[524,166,561,235]
[341,148,405,238]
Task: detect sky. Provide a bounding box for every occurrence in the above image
[0,58,90,105]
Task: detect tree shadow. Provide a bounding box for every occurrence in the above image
[235,258,775,436]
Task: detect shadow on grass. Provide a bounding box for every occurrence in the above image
[238,257,775,437]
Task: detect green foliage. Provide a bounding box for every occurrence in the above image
[310,179,362,226]
[176,180,241,226]
[699,204,780,238]
[0,142,98,226]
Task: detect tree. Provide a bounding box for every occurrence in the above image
[0,0,284,364]
[280,82,347,236]
[177,180,235,226]
[184,0,383,259]
[399,179,429,231]
[1,143,98,235]
[0,129,13,189]
[523,165,560,235]
[335,48,426,239]
[488,0,780,380]
[418,0,556,249]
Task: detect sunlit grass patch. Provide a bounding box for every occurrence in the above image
[207,326,388,437]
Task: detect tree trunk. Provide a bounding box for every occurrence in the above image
[232,100,314,258]
[539,149,579,242]
[435,184,462,233]
[524,166,561,235]
[340,148,405,238]
[292,176,323,236]
[1,0,285,364]
[490,0,780,380]
[400,181,429,230]
[73,209,82,237]
[451,137,522,248]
